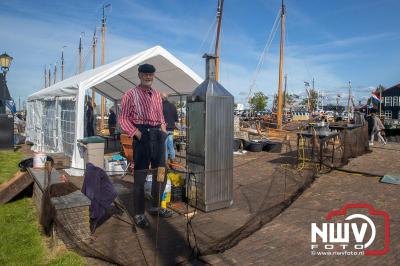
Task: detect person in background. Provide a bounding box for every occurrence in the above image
[161,93,179,164]
[86,100,95,137]
[353,110,366,125]
[370,113,386,146]
[119,63,172,229]
[108,107,117,135]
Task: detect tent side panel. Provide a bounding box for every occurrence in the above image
[59,99,76,157]
[71,87,85,170]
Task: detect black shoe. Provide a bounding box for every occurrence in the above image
[134,215,150,229]
[149,207,173,218]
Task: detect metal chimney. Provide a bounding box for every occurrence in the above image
[203,53,216,80]
[186,54,234,212]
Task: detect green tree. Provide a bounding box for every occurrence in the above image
[300,88,318,112]
[283,93,297,109]
[376,84,385,95]
[249,92,268,112]
[273,92,298,111]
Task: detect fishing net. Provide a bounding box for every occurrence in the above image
[181,152,318,256]
[32,124,369,265]
[296,124,370,170]
[340,124,370,165]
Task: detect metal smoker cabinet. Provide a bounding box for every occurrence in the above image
[187,77,234,212]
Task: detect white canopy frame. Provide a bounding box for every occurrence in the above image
[27,46,202,170]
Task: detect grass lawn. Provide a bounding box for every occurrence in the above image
[0,150,85,266]
[0,149,23,184]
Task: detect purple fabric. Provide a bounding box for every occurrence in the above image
[82,163,117,223]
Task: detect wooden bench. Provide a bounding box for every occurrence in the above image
[0,171,33,204]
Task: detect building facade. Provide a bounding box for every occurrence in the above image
[382,83,400,127]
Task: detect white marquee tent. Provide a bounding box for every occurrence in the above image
[26,45,202,170]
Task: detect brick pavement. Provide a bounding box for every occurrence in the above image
[200,143,400,265]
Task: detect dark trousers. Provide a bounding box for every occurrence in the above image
[87,122,94,137]
[133,125,167,215]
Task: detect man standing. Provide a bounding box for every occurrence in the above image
[119,64,172,229]
[161,93,178,164]
[108,107,117,135]
[86,100,95,137]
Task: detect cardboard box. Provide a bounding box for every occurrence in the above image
[104,156,127,175]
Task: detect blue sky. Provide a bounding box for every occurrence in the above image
[1,0,400,107]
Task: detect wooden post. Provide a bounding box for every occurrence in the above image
[215,0,224,82]
[277,0,285,129]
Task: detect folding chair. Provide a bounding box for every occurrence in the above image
[120,134,134,178]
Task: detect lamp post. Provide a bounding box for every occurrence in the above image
[0,52,13,76]
[0,52,13,114]
[0,52,14,149]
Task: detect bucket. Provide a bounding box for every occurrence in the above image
[33,153,47,168]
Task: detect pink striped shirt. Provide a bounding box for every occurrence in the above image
[119,86,166,137]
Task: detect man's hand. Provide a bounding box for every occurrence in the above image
[161,124,167,134]
[134,130,142,140]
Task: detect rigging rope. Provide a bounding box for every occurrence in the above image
[247,8,281,103]
[189,18,217,73]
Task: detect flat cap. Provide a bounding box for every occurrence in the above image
[138,63,156,73]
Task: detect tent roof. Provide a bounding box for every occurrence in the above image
[28,45,203,101]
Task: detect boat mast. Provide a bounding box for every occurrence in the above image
[215,0,224,81]
[53,63,57,84]
[347,81,351,123]
[44,65,47,88]
[79,33,83,73]
[277,0,285,129]
[48,65,51,86]
[92,29,97,108]
[283,74,287,119]
[379,87,382,118]
[61,46,65,81]
[100,4,110,131]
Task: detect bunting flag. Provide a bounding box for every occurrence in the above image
[5,100,16,114]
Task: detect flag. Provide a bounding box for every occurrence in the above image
[304,81,310,87]
[370,91,381,105]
